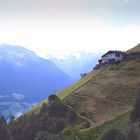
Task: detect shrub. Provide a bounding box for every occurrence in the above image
[63,127,77,136]
[48,95,60,104]
[46,118,66,134]
[80,73,87,78]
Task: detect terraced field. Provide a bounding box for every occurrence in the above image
[63,60,140,127]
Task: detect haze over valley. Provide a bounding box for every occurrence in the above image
[0,0,140,139]
[0,44,74,119]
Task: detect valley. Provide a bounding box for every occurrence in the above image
[0,44,140,140]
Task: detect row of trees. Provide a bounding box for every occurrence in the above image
[8,94,77,140]
[0,116,14,140]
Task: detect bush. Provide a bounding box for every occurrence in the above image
[47,101,67,118]
[40,103,48,114]
[48,95,60,104]
[63,127,77,136]
[45,118,66,134]
[80,73,87,78]
[81,121,90,128]
[75,124,85,130]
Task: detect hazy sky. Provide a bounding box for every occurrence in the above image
[0,0,140,57]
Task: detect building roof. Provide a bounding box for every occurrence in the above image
[102,50,124,57]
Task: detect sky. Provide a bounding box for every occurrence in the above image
[0,0,140,57]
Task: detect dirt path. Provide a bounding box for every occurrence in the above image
[67,105,95,126]
[69,69,105,94]
[79,108,131,133]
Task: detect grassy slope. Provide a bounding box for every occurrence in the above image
[126,44,140,53]
[25,45,140,117]
[68,111,130,140]
[25,68,103,117]
[63,59,140,126]
[66,46,140,139]
[25,59,140,125]
[24,45,140,139]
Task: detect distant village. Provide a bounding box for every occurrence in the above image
[94,50,140,69]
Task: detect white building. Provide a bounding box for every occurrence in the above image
[99,51,125,64]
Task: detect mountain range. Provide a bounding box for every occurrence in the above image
[47,52,101,80]
[0,44,74,119]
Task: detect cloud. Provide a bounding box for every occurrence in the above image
[0,0,139,57]
[12,93,24,100]
[0,0,88,18]
[0,21,140,57]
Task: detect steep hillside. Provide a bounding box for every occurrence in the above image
[63,59,140,126]
[26,59,140,127]
[26,53,140,122]
[26,68,103,116]
[126,44,140,53]
[68,111,130,140]
[63,60,140,139]
[15,45,140,140]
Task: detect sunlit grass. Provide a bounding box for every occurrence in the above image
[25,68,102,117]
[126,44,140,54]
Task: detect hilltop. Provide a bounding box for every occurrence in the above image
[126,44,140,54]
[9,44,140,140]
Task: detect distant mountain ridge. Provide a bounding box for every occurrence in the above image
[0,44,74,118]
[48,52,100,80]
[0,44,38,62]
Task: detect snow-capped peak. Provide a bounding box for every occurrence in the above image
[0,44,38,65]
